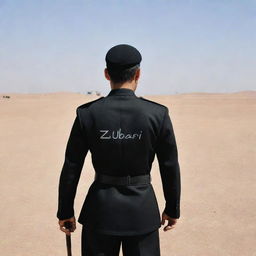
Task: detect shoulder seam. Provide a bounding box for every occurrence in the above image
[139,96,166,108]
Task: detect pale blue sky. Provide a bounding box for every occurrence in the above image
[0,0,255,95]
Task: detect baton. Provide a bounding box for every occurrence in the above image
[64,221,72,256]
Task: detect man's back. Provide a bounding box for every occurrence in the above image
[57,87,181,235]
[78,88,166,177]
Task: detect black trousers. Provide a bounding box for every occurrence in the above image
[81,225,161,256]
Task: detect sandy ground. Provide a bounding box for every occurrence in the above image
[0,90,255,256]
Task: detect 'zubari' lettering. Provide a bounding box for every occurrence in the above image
[100,128,143,140]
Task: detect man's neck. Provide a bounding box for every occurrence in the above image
[110,80,137,91]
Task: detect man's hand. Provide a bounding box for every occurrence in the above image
[161,212,178,232]
[58,216,76,236]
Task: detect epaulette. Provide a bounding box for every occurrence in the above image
[77,96,105,109]
[139,96,166,108]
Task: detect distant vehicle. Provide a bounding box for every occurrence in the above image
[87,91,101,96]
[3,95,10,98]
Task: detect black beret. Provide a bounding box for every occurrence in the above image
[105,44,142,70]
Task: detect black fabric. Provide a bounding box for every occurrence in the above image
[78,180,161,236]
[57,87,181,235]
[105,44,142,70]
[81,225,161,256]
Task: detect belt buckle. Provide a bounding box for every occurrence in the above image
[127,175,131,185]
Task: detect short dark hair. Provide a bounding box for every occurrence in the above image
[107,64,140,84]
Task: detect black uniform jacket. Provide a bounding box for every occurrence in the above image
[57,88,181,235]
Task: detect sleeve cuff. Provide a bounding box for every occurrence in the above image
[164,203,180,219]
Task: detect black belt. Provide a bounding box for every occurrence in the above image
[94,173,151,185]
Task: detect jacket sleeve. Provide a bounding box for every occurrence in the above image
[56,108,89,220]
[155,107,181,218]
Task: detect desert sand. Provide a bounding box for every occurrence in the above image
[0,91,255,256]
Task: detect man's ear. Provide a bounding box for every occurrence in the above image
[134,68,141,81]
[104,68,111,81]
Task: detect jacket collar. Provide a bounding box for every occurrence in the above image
[107,88,136,97]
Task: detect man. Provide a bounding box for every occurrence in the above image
[57,44,181,256]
